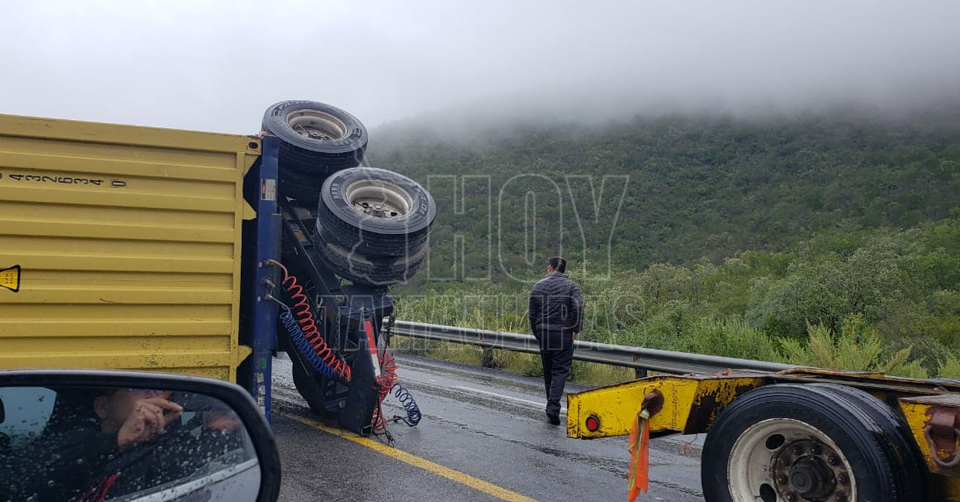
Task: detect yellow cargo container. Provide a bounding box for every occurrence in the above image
[0,114,261,381]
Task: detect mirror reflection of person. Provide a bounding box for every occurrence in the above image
[2,387,250,502]
[94,389,183,451]
[7,388,183,502]
[204,409,243,432]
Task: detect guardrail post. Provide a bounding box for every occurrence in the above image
[481,347,496,368]
[635,368,648,379]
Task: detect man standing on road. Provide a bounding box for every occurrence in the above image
[528,256,584,425]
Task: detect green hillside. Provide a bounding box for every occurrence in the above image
[365,108,960,377]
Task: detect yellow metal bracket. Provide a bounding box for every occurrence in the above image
[242,201,257,221]
[236,344,253,366]
[567,374,766,439]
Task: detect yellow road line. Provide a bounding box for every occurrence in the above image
[282,413,542,502]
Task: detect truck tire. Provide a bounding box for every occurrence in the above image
[262,101,368,204]
[316,231,428,286]
[811,383,927,500]
[701,384,903,502]
[316,167,436,257]
[292,359,336,419]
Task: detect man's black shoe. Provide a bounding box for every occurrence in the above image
[547,412,561,425]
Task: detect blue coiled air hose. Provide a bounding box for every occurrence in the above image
[280,309,340,380]
[391,383,421,427]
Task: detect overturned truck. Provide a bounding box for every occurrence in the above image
[0,100,433,433]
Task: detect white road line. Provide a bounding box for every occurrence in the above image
[452,385,567,414]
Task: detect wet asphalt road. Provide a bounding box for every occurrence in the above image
[270,354,705,502]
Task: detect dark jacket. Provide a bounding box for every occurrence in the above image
[3,420,121,502]
[528,272,584,334]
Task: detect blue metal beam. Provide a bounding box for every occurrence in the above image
[251,135,282,420]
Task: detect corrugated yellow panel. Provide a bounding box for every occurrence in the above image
[0,113,260,382]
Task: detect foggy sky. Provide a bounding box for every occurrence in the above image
[1,0,959,134]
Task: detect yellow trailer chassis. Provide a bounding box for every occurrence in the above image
[568,368,960,501]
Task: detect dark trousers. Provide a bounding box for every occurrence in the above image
[535,329,574,416]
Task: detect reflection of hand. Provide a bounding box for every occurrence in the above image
[117,397,183,450]
[204,411,242,432]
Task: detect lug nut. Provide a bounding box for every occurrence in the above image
[837,473,848,484]
[780,457,790,466]
[811,445,821,455]
[793,445,803,455]
[835,494,847,502]
[827,455,838,465]
[786,493,797,502]
[778,475,788,485]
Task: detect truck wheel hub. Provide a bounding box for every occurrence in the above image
[773,440,848,502]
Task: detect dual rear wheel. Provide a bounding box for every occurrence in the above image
[263,101,435,286]
[702,384,927,502]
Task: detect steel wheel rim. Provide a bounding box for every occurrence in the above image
[728,418,856,502]
[345,179,413,219]
[286,110,347,141]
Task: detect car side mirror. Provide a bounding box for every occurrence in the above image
[0,369,280,502]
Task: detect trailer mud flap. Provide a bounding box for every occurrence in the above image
[340,322,378,433]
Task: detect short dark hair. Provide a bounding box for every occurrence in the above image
[548,256,566,273]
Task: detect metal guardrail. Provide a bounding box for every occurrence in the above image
[391,321,795,376]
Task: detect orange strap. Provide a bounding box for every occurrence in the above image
[628,409,651,501]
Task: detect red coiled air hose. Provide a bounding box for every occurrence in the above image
[271,260,351,381]
[369,315,398,432]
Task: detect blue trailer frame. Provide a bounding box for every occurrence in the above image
[242,135,281,421]
[241,135,392,430]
